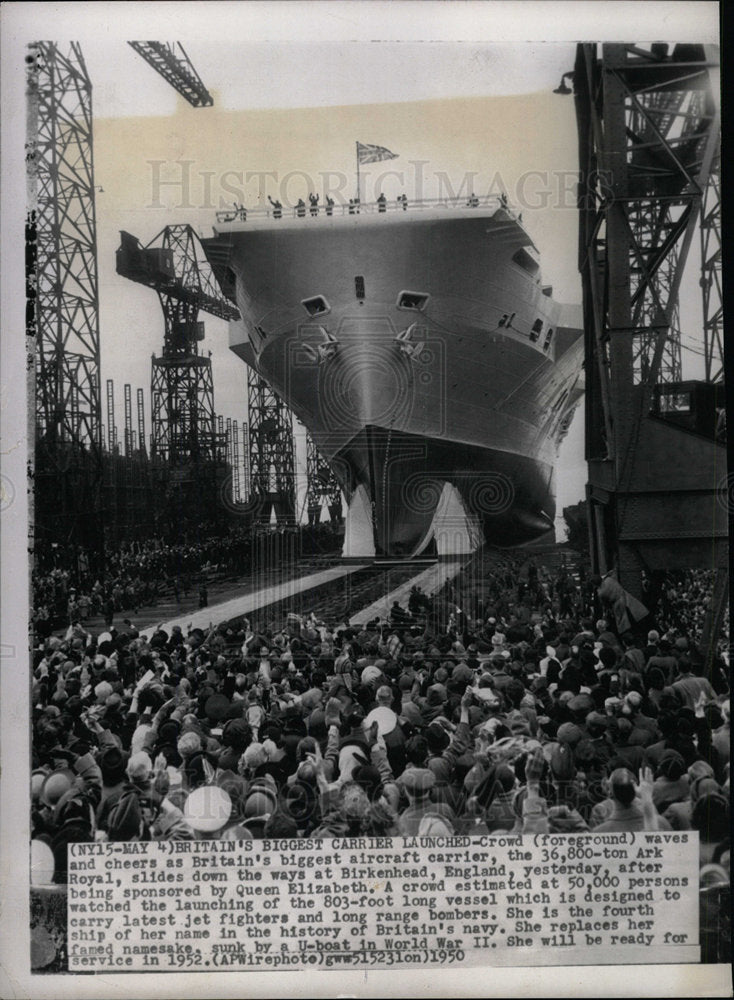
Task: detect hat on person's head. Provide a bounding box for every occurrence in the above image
[691,792,729,839]
[99,746,127,784]
[108,791,143,841]
[586,711,608,733]
[699,863,730,889]
[222,718,251,751]
[183,785,232,833]
[425,721,450,754]
[177,732,202,758]
[399,702,423,728]
[691,776,721,802]
[398,672,415,692]
[351,763,383,799]
[243,786,277,823]
[40,768,74,808]
[569,693,594,715]
[402,768,435,798]
[625,691,643,711]
[688,760,715,783]
[31,769,48,802]
[647,630,660,643]
[556,722,583,747]
[157,720,181,747]
[426,683,447,704]
[205,693,230,723]
[424,754,451,783]
[219,821,254,842]
[657,749,686,781]
[452,663,474,685]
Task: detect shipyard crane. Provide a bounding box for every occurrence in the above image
[572,42,726,657]
[26,41,105,564]
[128,42,213,107]
[306,431,343,525]
[116,226,239,526]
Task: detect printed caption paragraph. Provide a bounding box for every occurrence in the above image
[68,832,700,971]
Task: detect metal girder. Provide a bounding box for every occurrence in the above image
[117,226,239,326]
[117,225,238,473]
[700,154,723,382]
[136,387,147,456]
[576,42,724,598]
[150,355,219,466]
[128,42,213,107]
[246,365,296,526]
[306,430,343,524]
[27,41,104,559]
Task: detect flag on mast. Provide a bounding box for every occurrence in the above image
[356,142,399,164]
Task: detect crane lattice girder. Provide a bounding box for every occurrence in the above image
[117,226,235,469]
[128,42,213,107]
[578,41,724,596]
[246,366,296,524]
[29,41,102,452]
[116,227,239,322]
[306,431,342,512]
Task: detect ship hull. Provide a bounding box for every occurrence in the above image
[202,202,583,556]
[334,424,554,556]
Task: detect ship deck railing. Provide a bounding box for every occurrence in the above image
[215,193,508,224]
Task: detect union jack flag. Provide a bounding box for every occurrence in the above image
[357,142,398,164]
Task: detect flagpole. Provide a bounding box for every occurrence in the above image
[355,141,360,201]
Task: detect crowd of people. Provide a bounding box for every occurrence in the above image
[30,552,730,962]
[31,523,344,635]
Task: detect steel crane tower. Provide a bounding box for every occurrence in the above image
[26,41,104,564]
[574,42,725,606]
[116,225,239,528]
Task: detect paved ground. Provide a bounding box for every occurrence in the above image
[349,559,467,625]
[136,563,370,639]
[63,561,338,638]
